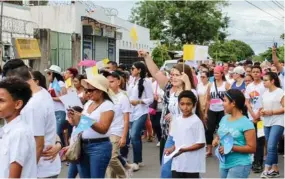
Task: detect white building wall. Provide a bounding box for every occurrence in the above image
[111,16,151,62]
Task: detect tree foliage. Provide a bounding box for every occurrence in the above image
[151,45,171,67]
[258,46,284,62]
[130,1,229,46]
[209,39,254,62]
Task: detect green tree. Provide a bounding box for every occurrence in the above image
[130,1,229,45]
[209,40,254,62]
[281,33,284,40]
[151,45,171,67]
[259,46,284,62]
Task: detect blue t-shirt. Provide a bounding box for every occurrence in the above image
[231,81,246,93]
[217,115,255,169]
[209,76,214,83]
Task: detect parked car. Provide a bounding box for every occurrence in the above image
[160,59,178,71]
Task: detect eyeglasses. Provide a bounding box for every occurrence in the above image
[84,88,97,93]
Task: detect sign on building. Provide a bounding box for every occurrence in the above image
[12,38,41,59]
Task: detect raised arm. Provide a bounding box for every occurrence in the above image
[138,50,169,89]
[272,46,283,73]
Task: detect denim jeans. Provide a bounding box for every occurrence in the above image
[220,165,252,178]
[55,111,67,145]
[264,125,284,167]
[160,135,175,178]
[67,163,80,178]
[130,114,148,164]
[78,141,112,178]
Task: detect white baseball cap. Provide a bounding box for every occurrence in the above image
[233,66,245,75]
[45,65,62,74]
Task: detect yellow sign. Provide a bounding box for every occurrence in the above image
[65,78,72,88]
[13,38,41,59]
[183,45,195,61]
[92,66,98,75]
[102,58,110,65]
[257,121,263,129]
[130,26,138,44]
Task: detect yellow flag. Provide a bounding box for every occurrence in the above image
[92,66,98,75]
[257,121,263,129]
[183,45,195,61]
[103,58,110,65]
[65,78,72,88]
[130,26,138,43]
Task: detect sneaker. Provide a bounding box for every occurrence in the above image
[253,164,263,173]
[267,170,280,178]
[129,163,139,171]
[138,162,145,167]
[156,142,160,147]
[260,171,269,178]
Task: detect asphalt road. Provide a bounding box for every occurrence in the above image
[59,140,284,178]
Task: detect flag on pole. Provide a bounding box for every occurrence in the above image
[52,78,61,94]
[73,115,96,135]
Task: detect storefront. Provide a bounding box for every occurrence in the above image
[81,16,117,62]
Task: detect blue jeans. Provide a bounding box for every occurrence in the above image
[78,141,112,178]
[220,165,252,178]
[264,125,284,167]
[55,111,67,145]
[130,114,147,164]
[160,135,175,178]
[67,163,81,178]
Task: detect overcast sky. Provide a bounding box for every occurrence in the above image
[93,0,284,55]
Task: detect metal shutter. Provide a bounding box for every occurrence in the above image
[95,36,108,61]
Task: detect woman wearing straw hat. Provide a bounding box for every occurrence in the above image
[72,74,114,178]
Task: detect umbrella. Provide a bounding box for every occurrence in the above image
[78,60,96,67]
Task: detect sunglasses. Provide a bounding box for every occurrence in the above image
[84,88,97,93]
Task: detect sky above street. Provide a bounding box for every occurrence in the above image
[93,0,284,55]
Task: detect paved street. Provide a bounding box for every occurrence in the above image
[59,140,284,178]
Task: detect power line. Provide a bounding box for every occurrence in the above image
[275,0,284,8]
[264,1,284,18]
[272,0,284,10]
[244,0,283,22]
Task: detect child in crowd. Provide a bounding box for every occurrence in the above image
[0,77,37,178]
[165,90,206,178]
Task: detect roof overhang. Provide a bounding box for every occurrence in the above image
[81,16,123,29]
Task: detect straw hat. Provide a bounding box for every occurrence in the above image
[81,75,109,94]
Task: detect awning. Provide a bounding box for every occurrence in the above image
[81,16,125,30]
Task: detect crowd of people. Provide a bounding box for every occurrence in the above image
[0,46,283,178]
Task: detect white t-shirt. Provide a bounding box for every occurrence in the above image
[21,88,61,177]
[197,82,209,96]
[49,81,65,112]
[245,82,266,121]
[82,100,114,139]
[109,91,132,137]
[209,82,227,112]
[262,88,284,127]
[279,67,284,90]
[152,81,164,111]
[168,89,198,136]
[0,116,37,178]
[127,77,154,122]
[171,114,206,173]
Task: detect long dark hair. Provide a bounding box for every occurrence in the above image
[32,71,47,89]
[52,72,64,82]
[172,64,196,89]
[225,89,248,117]
[133,61,146,98]
[265,72,281,88]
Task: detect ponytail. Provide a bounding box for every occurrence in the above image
[133,62,146,98]
[138,78,145,98]
[242,105,248,118]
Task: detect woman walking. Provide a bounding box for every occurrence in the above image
[213,89,256,178]
[260,72,284,178]
[127,61,154,171]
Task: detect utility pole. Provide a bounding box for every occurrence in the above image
[0,1,3,66]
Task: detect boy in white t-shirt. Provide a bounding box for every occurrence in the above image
[0,77,37,178]
[165,90,206,178]
[244,65,266,173]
